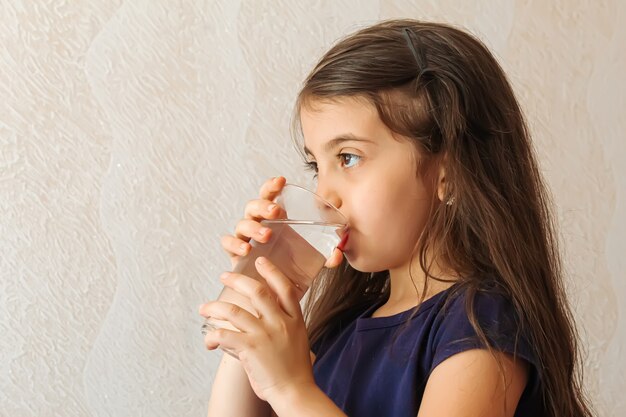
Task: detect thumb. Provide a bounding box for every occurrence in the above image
[324,247,344,268]
[255,257,302,318]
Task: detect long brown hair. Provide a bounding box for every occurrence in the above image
[291,19,593,417]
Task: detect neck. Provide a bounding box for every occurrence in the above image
[386,254,457,306]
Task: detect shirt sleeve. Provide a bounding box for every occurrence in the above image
[430,287,537,373]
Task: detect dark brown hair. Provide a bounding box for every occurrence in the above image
[291,19,593,417]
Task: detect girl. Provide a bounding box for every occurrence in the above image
[199,19,593,417]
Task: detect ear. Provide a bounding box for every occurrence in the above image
[436,156,447,203]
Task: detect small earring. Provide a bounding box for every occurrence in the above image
[446,196,456,206]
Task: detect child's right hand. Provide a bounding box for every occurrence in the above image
[220,176,344,270]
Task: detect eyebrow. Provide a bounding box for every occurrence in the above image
[303,134,376,158]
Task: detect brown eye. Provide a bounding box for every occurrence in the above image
[339,153,361,168]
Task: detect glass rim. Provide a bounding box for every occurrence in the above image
[283,182,348,226]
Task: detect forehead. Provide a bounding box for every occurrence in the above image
[299,97,387,156]
[300,96,378,133]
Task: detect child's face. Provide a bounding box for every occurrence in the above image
[300,96,439,273]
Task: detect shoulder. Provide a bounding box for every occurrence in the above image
[430,280,535,370]
[418,281,537,416]
[440,279,515,316]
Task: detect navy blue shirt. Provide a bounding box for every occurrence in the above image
[312,283,544,416]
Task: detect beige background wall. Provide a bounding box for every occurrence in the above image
[1,1,624,416]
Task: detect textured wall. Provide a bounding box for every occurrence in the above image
[1,1,624,416]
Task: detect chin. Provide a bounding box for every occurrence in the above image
[344,252,388,274]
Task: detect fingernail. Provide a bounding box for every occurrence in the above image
[273,177,281,184]
[239,243,248,254]
[220,272,229,280]
[256,257,266,265]
[267,204,277,212]
[258,227,269,236]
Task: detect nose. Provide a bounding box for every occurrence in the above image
[315,180,341,210]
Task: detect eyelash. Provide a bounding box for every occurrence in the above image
[303,161,318,178]
[304,153,361,178]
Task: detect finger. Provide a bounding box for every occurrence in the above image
[259,176,286,200]
[219,271,284,321]
[243,199,283,221]
[324,247,344,268]
[234,219,273,244]
[203,327,247,353]
[221,234,251,257]
[198,301,258,333]
[254,257,302,319]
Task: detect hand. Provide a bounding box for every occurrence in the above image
[220,176,344,270]
[199,256,316,403]
[220,176,285,269]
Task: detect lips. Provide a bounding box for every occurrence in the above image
[337,228,350,252]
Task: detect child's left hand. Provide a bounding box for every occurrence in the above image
[199,256,316,403]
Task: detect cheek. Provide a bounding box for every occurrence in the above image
[348,181,433,271]
[356,175,430,232]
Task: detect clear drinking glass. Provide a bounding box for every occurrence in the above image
[201,184,348,357]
